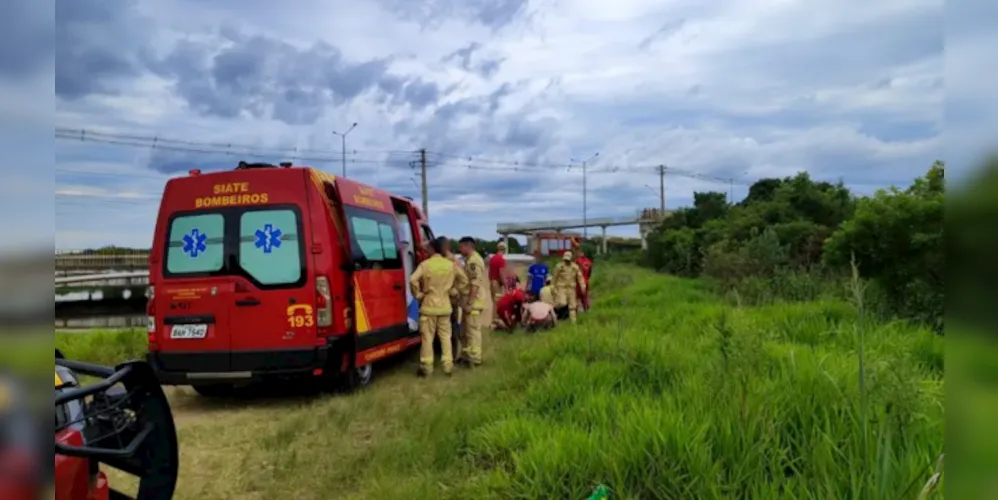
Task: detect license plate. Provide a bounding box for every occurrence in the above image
[170,324,208,339]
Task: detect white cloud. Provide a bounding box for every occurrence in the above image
[49,0,964,249]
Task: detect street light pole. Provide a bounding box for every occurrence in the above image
[332,122,358,177]
[571,152,599,240]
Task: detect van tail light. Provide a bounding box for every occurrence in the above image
[145,285,158,346]
[316,277,332,327]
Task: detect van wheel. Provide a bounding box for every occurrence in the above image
[191,384,235,397]
[339,364,373,393]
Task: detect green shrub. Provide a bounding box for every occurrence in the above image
[824,163,944,331]
[644,163,946,329]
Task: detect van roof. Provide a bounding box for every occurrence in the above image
[163,162,413,216]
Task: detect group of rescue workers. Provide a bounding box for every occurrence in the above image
[409,237,593,377]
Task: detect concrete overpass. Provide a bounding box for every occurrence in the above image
[497,208,672,253]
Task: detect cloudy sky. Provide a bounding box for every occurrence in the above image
[27,0,997,249]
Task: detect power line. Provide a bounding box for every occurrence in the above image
[55,133,416,167]
[55,128,751,185]
[425,150,750,185]
[55,127,415,156]
[432,161,751,185]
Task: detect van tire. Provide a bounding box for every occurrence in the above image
[191,384,235,397]
[338,364,373,394]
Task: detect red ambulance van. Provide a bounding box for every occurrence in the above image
[145,161,434,395]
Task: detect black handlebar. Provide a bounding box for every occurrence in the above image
[55,358,179,500]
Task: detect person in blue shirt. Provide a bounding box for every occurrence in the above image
[527,253,549,298]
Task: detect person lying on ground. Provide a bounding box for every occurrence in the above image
[521,298,556,333]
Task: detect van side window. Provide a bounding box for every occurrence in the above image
[379,222,399,261]
[165,214,225,274]
[238,209,302,285]
[395,215,413,249]
[345,207,402,270]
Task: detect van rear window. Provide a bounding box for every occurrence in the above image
[166,214,225,274]
[163,205,305,288]
[238,209,301,285]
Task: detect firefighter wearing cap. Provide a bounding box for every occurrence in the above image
[552,251,586,324]
[458,236,488,366]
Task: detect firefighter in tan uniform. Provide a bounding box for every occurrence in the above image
[410,238,459,376]
[457,236,488,366]
[442,239,469,356]
[552,251,586,324]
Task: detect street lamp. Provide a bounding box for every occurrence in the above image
[332,122,358,177]
[570,152,599,239]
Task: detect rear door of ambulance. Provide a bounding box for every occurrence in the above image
[153,176,235,374]
[153,168,318,374]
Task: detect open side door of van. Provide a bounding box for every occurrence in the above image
[334,181,413,366]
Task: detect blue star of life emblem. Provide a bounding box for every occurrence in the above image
[254,224,283,254]
[182,228,207,258]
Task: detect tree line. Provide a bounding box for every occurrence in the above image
[642,161,947,331]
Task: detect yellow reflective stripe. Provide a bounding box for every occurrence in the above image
[421,306,452,315]
[54,371,63,387]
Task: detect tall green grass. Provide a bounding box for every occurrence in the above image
[56,328,146,366]
[55,265,944,499]
[455,266,944,498]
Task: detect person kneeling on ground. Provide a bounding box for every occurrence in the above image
[521,295,557,333]
[539,275,555,305]
[493,287,526,333]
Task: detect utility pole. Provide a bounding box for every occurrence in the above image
[332,122,358,177]
[419,148,428,219]
[571,152,599,240]
[658,165,666,212]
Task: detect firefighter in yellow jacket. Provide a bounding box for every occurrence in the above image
[457,236,488,366]
[539,275,555,305]
[410,237,459,376]
[552,251,586,324]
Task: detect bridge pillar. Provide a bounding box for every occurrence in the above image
[600,226,607,255]
[501,233,509,250]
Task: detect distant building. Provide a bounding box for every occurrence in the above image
[525,231,582,256]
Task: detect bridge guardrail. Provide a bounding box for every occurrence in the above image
[55,271,150,286]
[55,254,149,271]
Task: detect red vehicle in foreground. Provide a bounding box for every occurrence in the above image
[52,350,179,499]
[146,162,435,395]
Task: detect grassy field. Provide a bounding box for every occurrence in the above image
[55,264,945,499]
